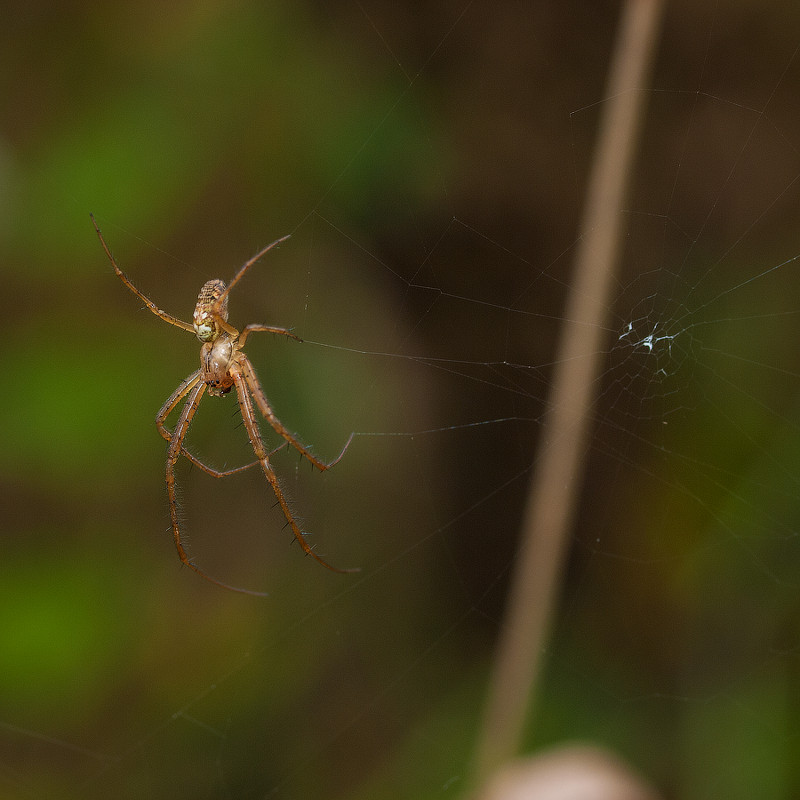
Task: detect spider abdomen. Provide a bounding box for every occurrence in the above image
[193,279,229,342]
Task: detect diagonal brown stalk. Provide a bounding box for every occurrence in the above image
[473,0,666,786]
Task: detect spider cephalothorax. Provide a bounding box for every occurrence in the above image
[201,335,235,396]
[91,215,354,595]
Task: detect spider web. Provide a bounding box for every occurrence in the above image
[4,2,800,798]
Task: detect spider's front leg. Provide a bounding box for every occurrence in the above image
[157,371,262,478]
[165,380,268,596]
[231,367,357,574]
[237,353,352,471]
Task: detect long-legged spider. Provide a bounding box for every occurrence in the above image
[91,215,354,596]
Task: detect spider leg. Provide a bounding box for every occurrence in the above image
[237,323,302,350]
[213,234,292,311]
[91,214,195,334]
[238,353,353,470]
[166,380,268,596]
[157,371,261,477]
[231,367,357,574]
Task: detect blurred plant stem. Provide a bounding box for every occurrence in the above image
[473,0,665,786]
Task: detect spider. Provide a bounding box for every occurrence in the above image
[91,215,354,596]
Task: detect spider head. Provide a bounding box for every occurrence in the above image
[193,279,229,342]
[201,337,235,397]
[206,380,233,397]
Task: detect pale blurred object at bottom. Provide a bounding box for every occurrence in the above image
[474,744,661,800]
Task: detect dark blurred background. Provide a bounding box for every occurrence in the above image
[3,1,800,798]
